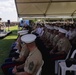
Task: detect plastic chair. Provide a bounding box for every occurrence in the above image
[36,60,44,75]
[55,47,72,74]
[58,49,76,75]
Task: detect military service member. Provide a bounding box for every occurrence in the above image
[50,28,71,60]
[11,34,43,75]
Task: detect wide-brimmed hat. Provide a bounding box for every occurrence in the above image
[18,30,28,33]
[21,34,36,43]
[19,32,28,36]
[59,28,67,34]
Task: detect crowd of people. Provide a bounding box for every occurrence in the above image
[1,22,76,75]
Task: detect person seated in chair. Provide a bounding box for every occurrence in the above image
[1,40,29,75]
[8,34,43,75]
[49,28,72,74]
[50,28,71,60]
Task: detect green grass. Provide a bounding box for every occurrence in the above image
[0,26,18,75]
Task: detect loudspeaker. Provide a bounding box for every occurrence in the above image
[7,20,10,24]
[21,20,24,24]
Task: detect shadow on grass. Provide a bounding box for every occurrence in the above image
[12,30,17,34]
[0,39,16,63]
[0,39,17,75]
[0,30,17,75]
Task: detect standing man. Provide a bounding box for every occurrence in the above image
[9,34,43,75]
[7,20,10,31]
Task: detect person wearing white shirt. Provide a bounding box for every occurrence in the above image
[67,27,76,40]
[31,24,43,37]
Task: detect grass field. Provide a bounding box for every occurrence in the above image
[0,26,18,75]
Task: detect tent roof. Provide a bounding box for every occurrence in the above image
[15,0,76,18]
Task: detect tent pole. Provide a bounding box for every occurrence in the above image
[72,16,73,23]
[63,18,65,24]
[17,17,20,31]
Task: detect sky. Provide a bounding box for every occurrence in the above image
[0,0,18,22]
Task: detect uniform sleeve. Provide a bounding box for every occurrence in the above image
[56,40,60,46]
[61,41,70,53]
[25,59,38,74]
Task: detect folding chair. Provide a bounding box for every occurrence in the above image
[58,49,76,75]
[36,60,44,75]
[55,47,72,74]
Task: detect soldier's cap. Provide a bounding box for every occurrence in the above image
[19,32,28,36]
[45,25,50,29]
[18,30,28,34]
[21,34,36,43]
[54,26,59,30]
[49,26,54,30]
[59,28,67,34]
[47,26,50,29]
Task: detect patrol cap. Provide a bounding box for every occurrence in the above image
[59,28,67,34]
[21,34,36,43]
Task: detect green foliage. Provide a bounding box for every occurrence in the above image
[0,26,18,75]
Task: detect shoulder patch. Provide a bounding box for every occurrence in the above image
[28,61,34,71]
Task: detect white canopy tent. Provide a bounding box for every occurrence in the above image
[15,0,76,18]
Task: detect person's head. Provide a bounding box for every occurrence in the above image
[69,26,75,31]
[25,42,36,50]
[47,28,50,32]
[54,29,59,35]
[21,34,36,51]
[53,26,59,34]
[18,30,28,36]
[58,28,67,38]
[49,26,54,34]
[58,32,66,38]
[37,23,41,27]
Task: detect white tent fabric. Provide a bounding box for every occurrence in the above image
[15,0,76,18]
